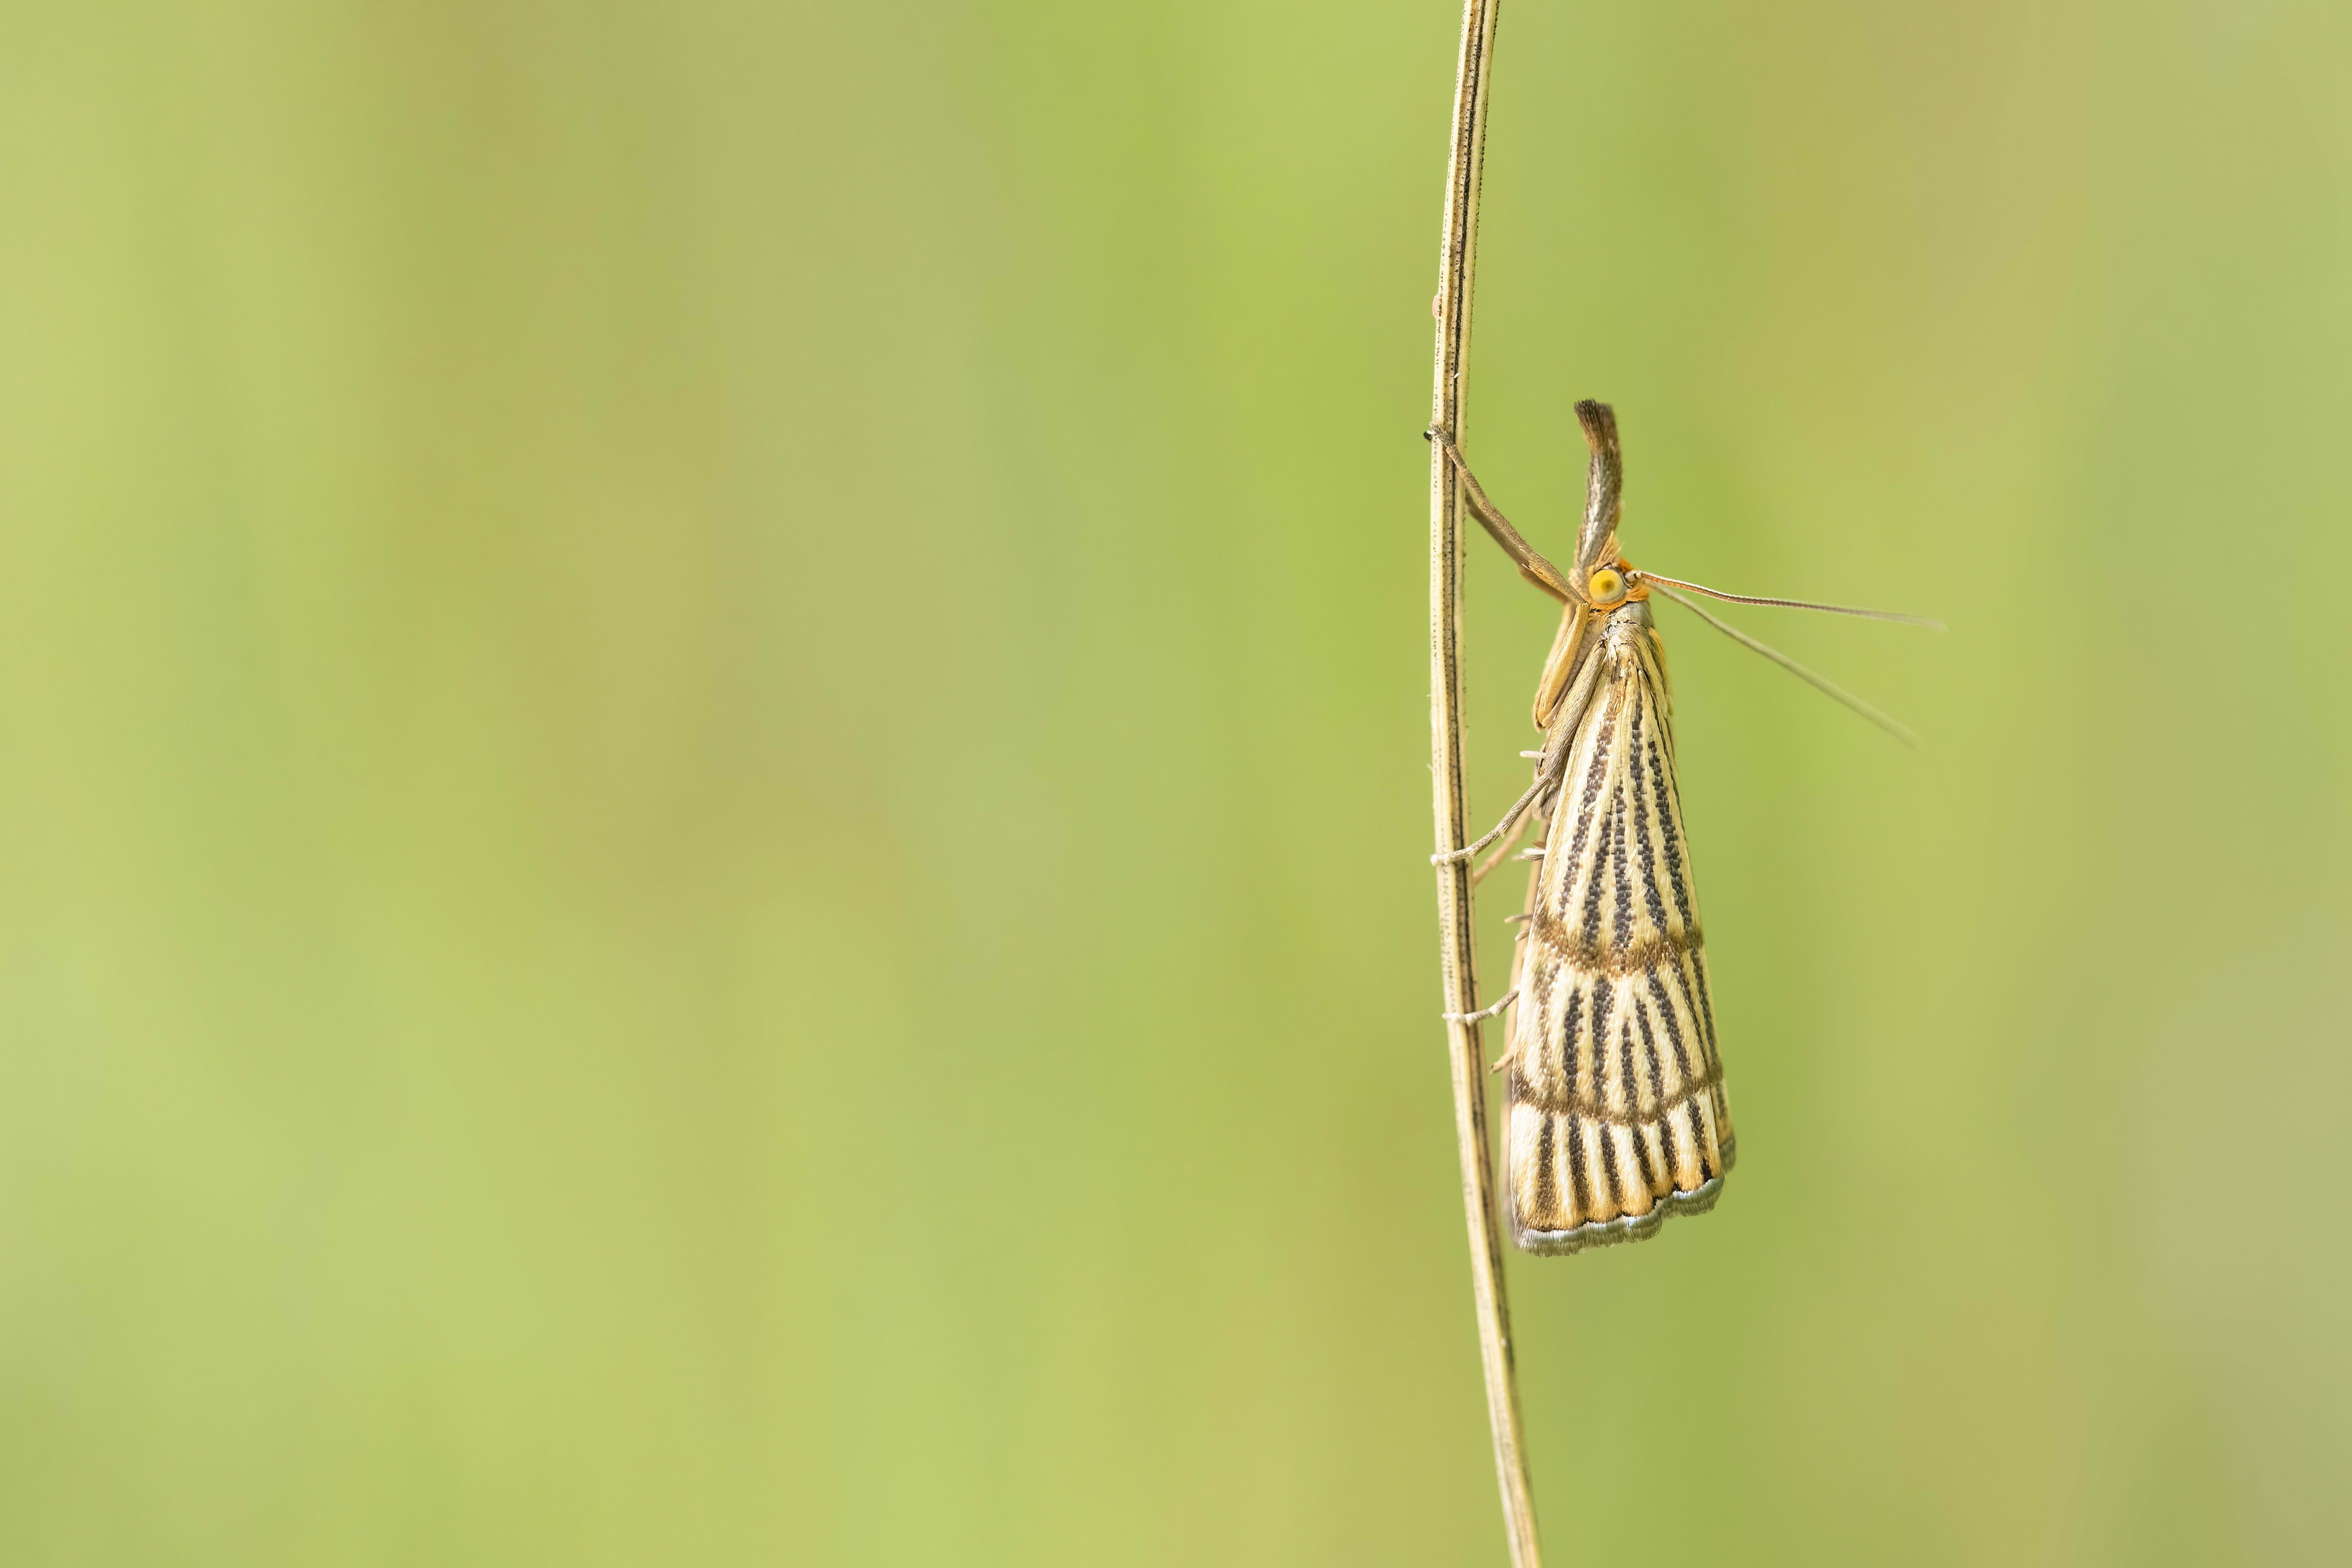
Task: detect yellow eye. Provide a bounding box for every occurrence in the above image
[1588,567,1625,604]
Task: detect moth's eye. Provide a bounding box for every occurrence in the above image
[1588,567,1625,604]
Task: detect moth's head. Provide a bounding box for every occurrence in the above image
[1581,557,1650,613]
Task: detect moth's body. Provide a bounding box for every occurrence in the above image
[1438,401,1733,1254]
[1437,402,1922,1252]
[1504,594,1732,1253]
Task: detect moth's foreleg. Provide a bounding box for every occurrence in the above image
[1425,432,1578,604]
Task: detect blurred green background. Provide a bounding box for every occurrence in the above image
[3,1,2348,1563]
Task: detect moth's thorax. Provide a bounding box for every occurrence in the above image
[1600,600,1654,664]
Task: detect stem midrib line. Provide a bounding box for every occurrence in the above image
[1426,1,1544,1565]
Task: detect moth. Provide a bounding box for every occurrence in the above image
[1433,402,1931,1254]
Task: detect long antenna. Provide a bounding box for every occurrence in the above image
[1636,570,1944,630]
[1646,581,1922,748]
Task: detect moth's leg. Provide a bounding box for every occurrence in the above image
[1473,776,1562,883]
[1489,851,1548,1079]
[1477,747,1571,883]
[1426,433,1580,604]
[1443,988,1518,1026]
[1485,975,1538,1076]
[1434,686,1582,869]
[1432,766,1553,867]
[1470,809,1537,884]
[1484,957,1530,1076]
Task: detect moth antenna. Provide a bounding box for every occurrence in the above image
[1634,571,1943,630]
[1648,582,1921,748]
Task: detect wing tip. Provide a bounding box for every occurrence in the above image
[1509,1141,1736,1257]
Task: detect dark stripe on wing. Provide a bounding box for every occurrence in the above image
[1645,732,1693,931]
[1629,706,1673,937]
[1534,1113,1557,1225]
[1617,1009,1641,1120]
[1565,1114,1590,1224]
[1690,950,1720,1070]
[1556,982,1583,1098]
[1609,788,1634,952]
[1586,978,1615,1110]
[1633,990,1666,1114]
[1597,1117,1628,1216]
[1578,793,1612,946]
[1557,681,1624,919]
[1647,966,1693,1083]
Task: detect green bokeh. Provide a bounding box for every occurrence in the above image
[3,2,2347,1563]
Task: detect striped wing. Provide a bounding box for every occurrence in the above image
[1505,614,1734,1254]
